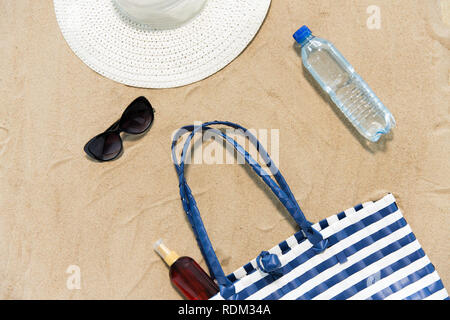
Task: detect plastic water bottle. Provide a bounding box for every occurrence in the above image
[293,26,395,142]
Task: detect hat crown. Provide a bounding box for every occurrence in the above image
[114,0,207,29]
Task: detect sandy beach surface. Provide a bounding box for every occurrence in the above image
[0,0,448,299]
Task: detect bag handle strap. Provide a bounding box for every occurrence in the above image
[172,121,312,226]
[171,121,326,295]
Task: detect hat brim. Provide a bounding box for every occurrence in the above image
[54,0,271,88]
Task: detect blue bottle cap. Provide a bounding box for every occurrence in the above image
[293,25,312,44]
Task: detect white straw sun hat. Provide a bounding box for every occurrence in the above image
[54,0,271,88]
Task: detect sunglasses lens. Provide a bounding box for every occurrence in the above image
[87,132,122,161]
[120,97,154,134]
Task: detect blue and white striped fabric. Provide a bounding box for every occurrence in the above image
[210,194,448,300]
[172,121,448,300]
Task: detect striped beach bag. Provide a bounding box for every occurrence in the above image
[171,121,448,300]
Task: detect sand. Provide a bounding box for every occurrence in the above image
[0,0,448,299]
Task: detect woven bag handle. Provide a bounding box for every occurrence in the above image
[171,121,326,296]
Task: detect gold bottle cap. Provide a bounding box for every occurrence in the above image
[154,239,180,267]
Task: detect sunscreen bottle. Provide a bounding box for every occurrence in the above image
[154,239,219,300]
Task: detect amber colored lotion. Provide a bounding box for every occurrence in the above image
[154,239,219,300]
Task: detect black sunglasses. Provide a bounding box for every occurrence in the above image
[84,96,154,162]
